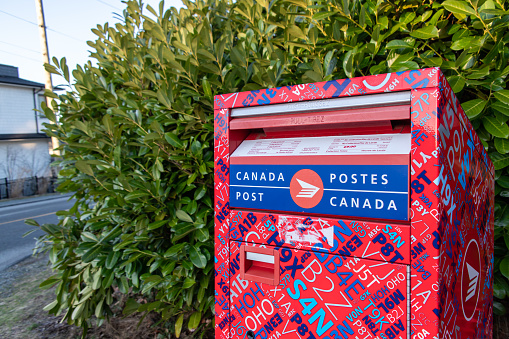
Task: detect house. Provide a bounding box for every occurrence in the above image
[0,64,52,181]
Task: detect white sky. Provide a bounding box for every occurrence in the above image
[0,0,183,85]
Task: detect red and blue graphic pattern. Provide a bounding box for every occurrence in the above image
[214,68,494,339]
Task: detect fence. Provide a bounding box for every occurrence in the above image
[0,176,58,200]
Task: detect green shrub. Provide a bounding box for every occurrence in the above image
[36,0,509,335]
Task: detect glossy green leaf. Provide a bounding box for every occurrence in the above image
[202,78,212,99]
[157,90,172,109]
[148,220,168,230]
[491,153,509,170]
[462,99,486,119]
[194,228,209,242]
[123,298,140,316]
[189,246,207,268]
[287,24,307,40]
[501,257,509,279]
[176,210,193,223]
[175,314,184,338]
[442,0,476,15]
[494,279,507,299]
[410,25,439,39]
[165,132,184,148]
[25,219,40,227]
[164,243,186,257]
[447,75,465,93]
[71,303,86,320]
[494,90,509,106]
[188,311,202,330]
[105,251,121,269]
[343,50,354,78]
[183,277,196,289]
[39,277,60,290]
[43,300,59,312]
[119,276,129,294]
[495,138,509,154]
[82,245,102,263]
[75,161,94,176]
[386,40,412,49]
[491,101,509,116]
[494,301,506,315]
[483,117,509,138]
[125,191,150,201]
[312,11,337,21]
[481,9,509,16]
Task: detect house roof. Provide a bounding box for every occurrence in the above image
[0,64,45,89]
[0,75,45,88]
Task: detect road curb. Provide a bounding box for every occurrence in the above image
[0,193,74,209]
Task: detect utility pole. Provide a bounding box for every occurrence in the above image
[35,0,60,155]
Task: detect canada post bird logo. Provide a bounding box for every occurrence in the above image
[290,169,323,209]
[461,239,481,321]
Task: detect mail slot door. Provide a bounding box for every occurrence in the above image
[228,240,410,339]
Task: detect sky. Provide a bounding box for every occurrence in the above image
[0,0,183,86]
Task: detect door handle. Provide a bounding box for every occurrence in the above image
[240,245,280,286]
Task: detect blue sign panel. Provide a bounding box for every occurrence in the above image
[230,164,409,221]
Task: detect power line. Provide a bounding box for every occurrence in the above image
[0,40,40,55]
[0,9,82,43]
[0,48,43,63]
[95,0,123,11]
[47,27,82,42]
[0,9,36,26]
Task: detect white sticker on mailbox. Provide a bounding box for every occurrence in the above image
[231,133,411,157]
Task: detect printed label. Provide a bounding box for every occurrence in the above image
[231,134,411,157]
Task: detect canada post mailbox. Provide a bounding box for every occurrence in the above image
[214,68,494,339]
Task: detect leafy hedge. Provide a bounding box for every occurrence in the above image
[37,0,509,336]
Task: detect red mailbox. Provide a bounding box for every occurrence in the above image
[214,68,494,339]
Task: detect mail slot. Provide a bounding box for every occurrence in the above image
[214,68,494,339]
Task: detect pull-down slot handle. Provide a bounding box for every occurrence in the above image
[240,245,280,286]
[231,91,411,118]
[230,105,410,132]
[246,252,275,264]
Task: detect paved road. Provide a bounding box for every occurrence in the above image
[0,195,75,271]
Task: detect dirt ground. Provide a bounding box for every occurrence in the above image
[1,254,508,338]
[0,255,171,339]
[0,254,81,339]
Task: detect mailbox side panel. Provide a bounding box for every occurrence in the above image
[437,77,494,339]
[409,88,442,339]
[215,108,232,338]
